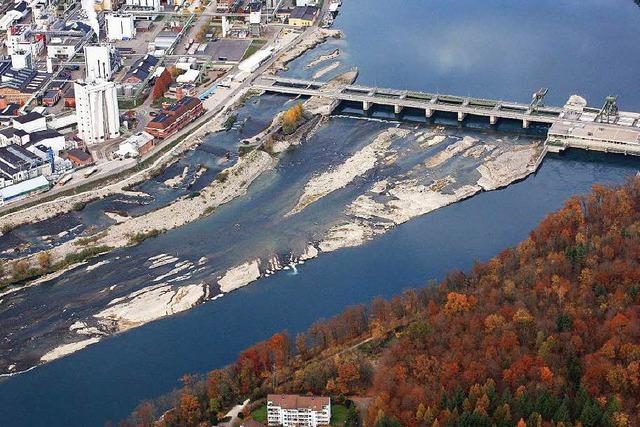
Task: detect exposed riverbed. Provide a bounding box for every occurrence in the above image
[2,0,640,425]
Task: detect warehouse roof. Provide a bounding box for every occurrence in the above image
[289,6,318,21]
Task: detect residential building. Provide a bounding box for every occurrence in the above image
[106,14,136,41]
[288,6,318,26]
[74,79,121,145]
[84,44,119,82]
[145,96,204,139]
[266,394,331,427]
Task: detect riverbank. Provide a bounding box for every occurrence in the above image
[0,72,358,373]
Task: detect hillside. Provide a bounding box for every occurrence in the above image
[123,178,640,427]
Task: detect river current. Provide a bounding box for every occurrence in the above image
[1,0,640,426]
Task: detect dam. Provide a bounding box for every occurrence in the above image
[253,75,640,156]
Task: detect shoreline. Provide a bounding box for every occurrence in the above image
[0,71,357,375]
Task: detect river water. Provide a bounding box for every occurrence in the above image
[2,0,640,426]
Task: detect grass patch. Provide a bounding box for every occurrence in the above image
[223,114,237,130]
[241,39,267,60]
[63,246,112,265]
[74,231,107,247]
[215,170,229,183]
[251,405,267,423]
[128,229,165,245]
[0,244,112,290]
[331,404,349,426]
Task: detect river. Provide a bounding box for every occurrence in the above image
[2,0,640,426]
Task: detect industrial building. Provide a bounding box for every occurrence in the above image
[0,143,50,188]
[115,131,155,157]
[0,175,49,204]
[288,6,318,26]
[145,96,203,139]
[266,394,331,427]
[0,1,28,31]
[153,31,179,51]
[238,47,273,73]
[47,37,83,60]
[84,44,120,82]
[106,14,136,41]
[74,79,121,145]
[0,62,49,105]
[122,54,159,84]
[12,111,46,133]
[6,25,44,57]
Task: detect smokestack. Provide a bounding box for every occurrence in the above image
[81,0,100,40]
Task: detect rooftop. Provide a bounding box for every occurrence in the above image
[13,111,44,124]
[289,6,318,21]
[267,394,330,411]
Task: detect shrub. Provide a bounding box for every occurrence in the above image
[129,229,164,245]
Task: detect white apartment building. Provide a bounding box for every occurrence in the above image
[267,394,331,427]
[74,80,120,145]
[106,14,136,41]
[84,44,117,81]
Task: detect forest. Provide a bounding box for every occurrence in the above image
[120,178,640,426]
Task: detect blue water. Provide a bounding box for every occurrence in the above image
[2,0,640,425]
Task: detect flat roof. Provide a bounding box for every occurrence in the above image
[549,121,640,145]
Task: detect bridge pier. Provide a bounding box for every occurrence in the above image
[522,119,530,129]
[363,100,371,112]
[394,104,403,115]
[424,108,433,118]
[490,116,498,125]
[457,111,466,122]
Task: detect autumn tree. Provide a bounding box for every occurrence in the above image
[37,251,51,269]
[281,103,304,134]
[152,69,172,100]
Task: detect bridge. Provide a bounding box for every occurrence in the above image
[253,76,640,156]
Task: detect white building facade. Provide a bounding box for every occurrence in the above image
[106,14,136,40]
[267,395,331,427]
[74,80,120,145]
[84,44,117,81]
[125,0,161,10]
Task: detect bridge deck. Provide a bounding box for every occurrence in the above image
[256,76,562,123]
[253,75,640,156]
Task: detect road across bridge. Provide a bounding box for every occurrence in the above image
[253,75,640,156]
